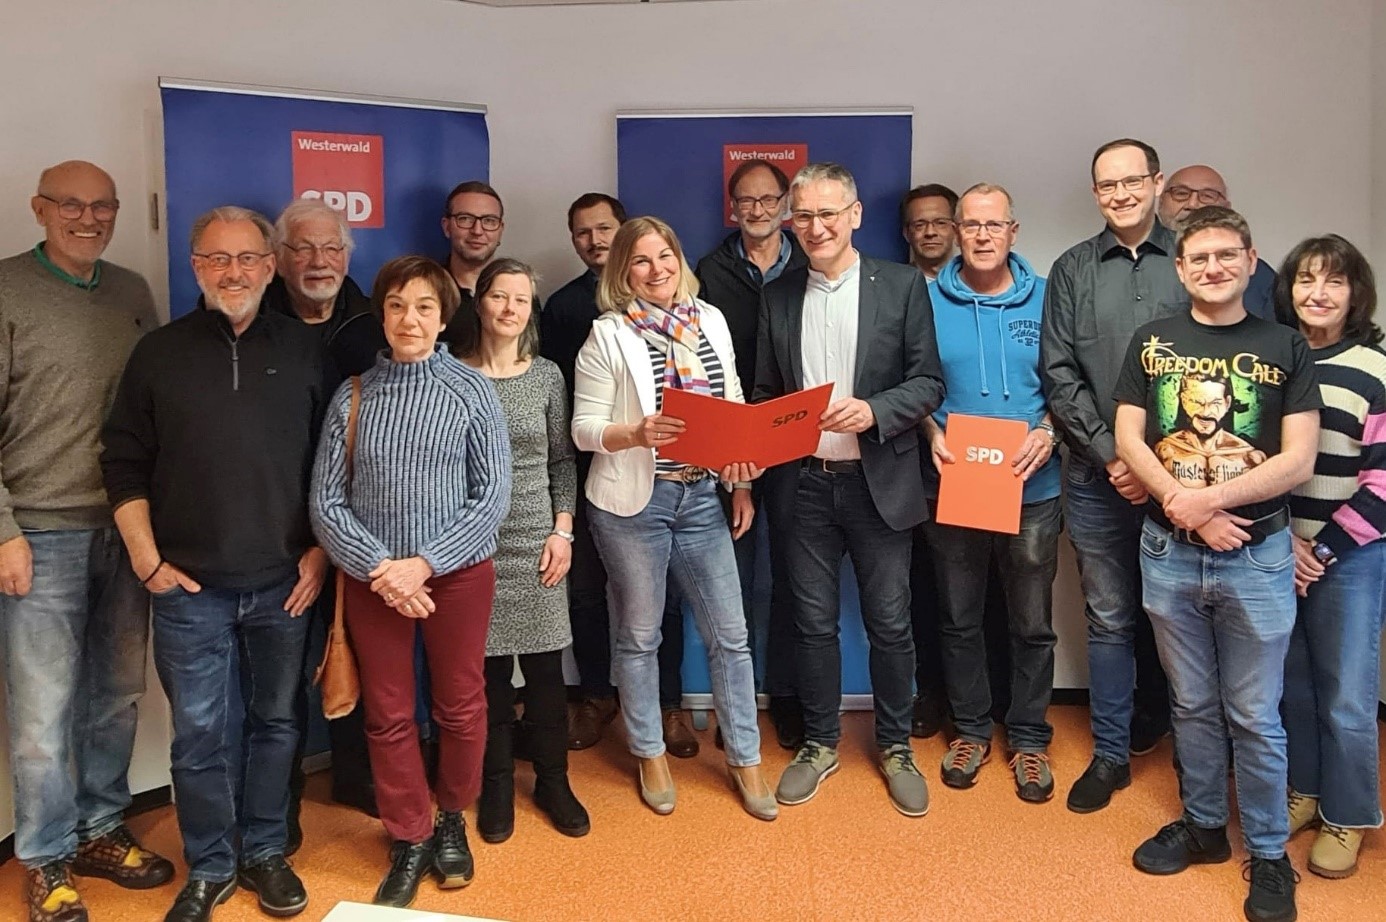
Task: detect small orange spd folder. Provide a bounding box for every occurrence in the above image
[934,414,1029,535]
[659,383,834,470]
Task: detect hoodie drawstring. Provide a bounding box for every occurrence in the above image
[996,308,1011,399]
[973,298,989,397]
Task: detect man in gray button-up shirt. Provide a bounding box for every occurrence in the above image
[1040,138,1187,814]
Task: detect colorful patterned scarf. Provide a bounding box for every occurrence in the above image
[624,299,711,395]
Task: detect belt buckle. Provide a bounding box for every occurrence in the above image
[1173,525,1207,547]
[680,467,707,484]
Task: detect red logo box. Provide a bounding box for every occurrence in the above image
[721,143,808,226]
[291,131,385,228]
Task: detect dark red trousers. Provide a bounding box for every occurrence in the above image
[344,560,494,843]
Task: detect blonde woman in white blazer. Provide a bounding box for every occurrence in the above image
[570,216,775,821]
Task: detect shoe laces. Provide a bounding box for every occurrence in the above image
[1242,857,1299,894]
[880,745,918,776]
[1321,824,1355,848]
[1287,790,1315,812]
[35,862,75,893]
[435,811,466,849]
[946,739,985,771]
[1151,819,1197,847]
[790,742,827,767]
[246,854,291,874]
[1009,751,1049,785]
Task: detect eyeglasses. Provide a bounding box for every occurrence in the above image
[1094,174,1154,197]
[194,252,271,271]
[732,193,785,211]
[448,212,502,231]
[906,218,954,234]
[1181,247,1247,270]
[1165,185,1227,206]
[789,202,857,229]
[956,220,1014,238]
[283,242,348,261]
[37,193,119,222]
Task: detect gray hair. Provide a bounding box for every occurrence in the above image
[189,206,274,252]
[789,162,859,204]
[957,183,1018,222]
[273,198,355,252]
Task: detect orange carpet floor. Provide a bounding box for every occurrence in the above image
[3,707,1383,921]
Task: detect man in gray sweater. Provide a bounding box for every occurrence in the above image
[0,160,170,922]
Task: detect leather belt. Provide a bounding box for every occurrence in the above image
[1154,506,1290,548]
[801,457,862,475]
[655,467,711,484]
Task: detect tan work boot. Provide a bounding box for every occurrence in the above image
[1308,824,1363,879]
[1287,790,1319,836]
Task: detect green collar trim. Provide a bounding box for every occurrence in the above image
[33,243,102,290]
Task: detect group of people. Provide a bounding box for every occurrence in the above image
[1,135,1381,922]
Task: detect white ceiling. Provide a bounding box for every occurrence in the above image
[459,0,742,6]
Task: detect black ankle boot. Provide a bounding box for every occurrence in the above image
[432,811,474,888]
[373,840,433,909]
[535,775,591,837]
[476,772,514,844]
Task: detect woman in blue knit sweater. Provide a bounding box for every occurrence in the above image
[310,256,512,907]
[1275,235,1386,880]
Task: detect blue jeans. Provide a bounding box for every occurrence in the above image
[152,574,308,880]
[1,528,148,868]
[587,479,761,766]
[788,467,915,749]
[1140,519,1296,859]
[1064,459,1145,762]
[921,498,1061,752]
[1283,539,1386,828]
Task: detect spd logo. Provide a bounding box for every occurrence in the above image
[291,131,385,228]
[771,409,808,428]
[965,446,1007,465]
[722,143,808,226]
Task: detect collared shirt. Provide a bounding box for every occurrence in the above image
[801,254,861,460]
[736,233,792,286]
[33,242,101,290]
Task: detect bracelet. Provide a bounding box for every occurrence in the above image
[552,529,575,542]
[139,558,165,586]
[1037,422,1060,446]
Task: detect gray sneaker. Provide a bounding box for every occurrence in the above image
[879,744,929,817]
[775,741,839,805]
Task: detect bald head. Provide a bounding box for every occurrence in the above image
[1159,164,1230,231]
[31,160,121,281]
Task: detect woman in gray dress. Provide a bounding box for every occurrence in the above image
[458,258,589,842]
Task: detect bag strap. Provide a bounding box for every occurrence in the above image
[330,376,363,642]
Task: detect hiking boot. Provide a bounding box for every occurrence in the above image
[775,741,839,805]
[72,824,175,890]
[1308,824,1362,879]
[1009,751,1055,803]
[661,708,699,758]
[1286,791,1318,837]
[940,738,991,789]
[25,863,87,922]
[1066,756,1131,813]
[432,811,474,888]
[878,744,928,817]
[1133,818,1232,875]
[1243,856,1298,922]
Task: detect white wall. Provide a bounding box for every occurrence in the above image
[1,0,1381,844]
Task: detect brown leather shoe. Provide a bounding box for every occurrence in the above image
[567,697,618,750]
[71,825,175,890]
[26,863,87,922]
[662,708,699,759]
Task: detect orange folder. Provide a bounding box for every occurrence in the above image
[659,383,835,470]
[934,414,1029,535]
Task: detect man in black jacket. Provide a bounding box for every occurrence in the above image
[695,160,808,749]
[102,206,328,922]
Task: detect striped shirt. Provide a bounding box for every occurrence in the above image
[310,346,512,581]
[1290,340,1386,555]
[646,335,724,474]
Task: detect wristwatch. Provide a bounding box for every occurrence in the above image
[552,528,575,542]
[1311,541,1337,567]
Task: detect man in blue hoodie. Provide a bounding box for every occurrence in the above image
[919,183,1063,803]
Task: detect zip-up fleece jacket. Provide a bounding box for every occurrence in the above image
[101,307,329,590]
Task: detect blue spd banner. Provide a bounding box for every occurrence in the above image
[161,79,489,316]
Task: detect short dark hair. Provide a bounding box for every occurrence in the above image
[899,183,959,227]
[454,257,542,359]
[566,193,627,231]
[1175,205,1251,256]
[726,160,790,200]
[443,180,503,218]
[1090,138,1160,183]
[370,256,461,325]
[1274,235,1382,346]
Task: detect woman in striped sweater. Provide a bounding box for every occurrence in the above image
[1275,234,1386,880]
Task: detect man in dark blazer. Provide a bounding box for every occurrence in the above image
[754,162,945,818]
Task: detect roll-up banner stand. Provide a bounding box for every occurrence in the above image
[616,109,913,716]
[160,78,489,317]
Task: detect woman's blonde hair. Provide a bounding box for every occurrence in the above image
[596,216,699,313]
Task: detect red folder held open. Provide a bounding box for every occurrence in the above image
[659,383,835,470]
[934,414,1029,535]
